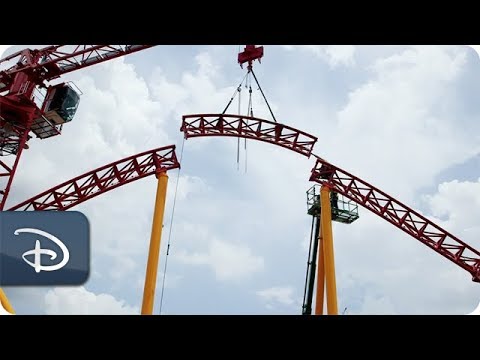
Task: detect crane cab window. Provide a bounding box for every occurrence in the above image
[43,84,80,125]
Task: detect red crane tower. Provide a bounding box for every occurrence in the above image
[0,45,170,314]
[0,45,154,210]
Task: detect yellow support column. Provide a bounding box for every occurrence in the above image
[0,288,15,314]
[314,218,325,315]
[320,185,338,315]
[141,171,169,315]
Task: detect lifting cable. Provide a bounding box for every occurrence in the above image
[222,72,248,115]
[245,74,254,174]
[158,135,185,314]
[221,60,278,172]
[250,69,277,123]
[221,72,248,171]
[237,79,241,171]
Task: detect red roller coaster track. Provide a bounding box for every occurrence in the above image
[6,110,480,285]
[179,115,480,283]
[309,155,480,282]
[9,145,179,211]
[181,114,318,158]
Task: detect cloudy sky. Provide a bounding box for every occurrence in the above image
[2,45,480,315]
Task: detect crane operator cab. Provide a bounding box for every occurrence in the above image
[43,83,80,125]
[31,83,81,139]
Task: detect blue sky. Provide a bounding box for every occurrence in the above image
[2,45,480,314]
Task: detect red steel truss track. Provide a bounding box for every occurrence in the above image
[8,113,480,284]
[181,114,318,157]
[180,115,480,282]
[309,155,480,282]
[9,145,179,211]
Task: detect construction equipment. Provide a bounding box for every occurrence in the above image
[302,185,359,315]
[0,45,153,210]
[0,45,157,315]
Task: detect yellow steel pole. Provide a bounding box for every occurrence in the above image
[314,217,325,315]
[0,288,15,314]
[320,185,338,315]
[141,171,169,315]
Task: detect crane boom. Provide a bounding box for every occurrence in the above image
[0,44,155,210]
[0,45,153,93]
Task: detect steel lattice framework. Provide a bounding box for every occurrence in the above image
[9,145,179,211]
[179,112,480,283]
[0,45,153,86]
[181,114,318,157]
[0,45,153,210]
[309,156,480,282]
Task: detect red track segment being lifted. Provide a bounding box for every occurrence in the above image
[309,156,480,282]
[9,145,179,211]
[181,114,318,158]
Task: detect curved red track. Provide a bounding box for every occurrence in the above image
[9,145,180,211]
[179,114,480,283]
[181,114,318,157]
[8,115,480,283]
[310,155,480,282]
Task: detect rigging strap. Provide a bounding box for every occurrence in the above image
[250,69,277,123]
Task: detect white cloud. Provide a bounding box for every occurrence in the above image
[44,287,138,315]
[282,45,356,67]
[149,68,189,115]
[176,239,265,281]
[175,175,210,201]
[357,294,397,315]
[423,178,480,227]
[257,286,297,309]
[330,46,475,201]
[108,255,137,281]
[324,45,356,67]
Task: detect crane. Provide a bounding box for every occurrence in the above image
[0,45,163,315]
[0,45,154,210]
